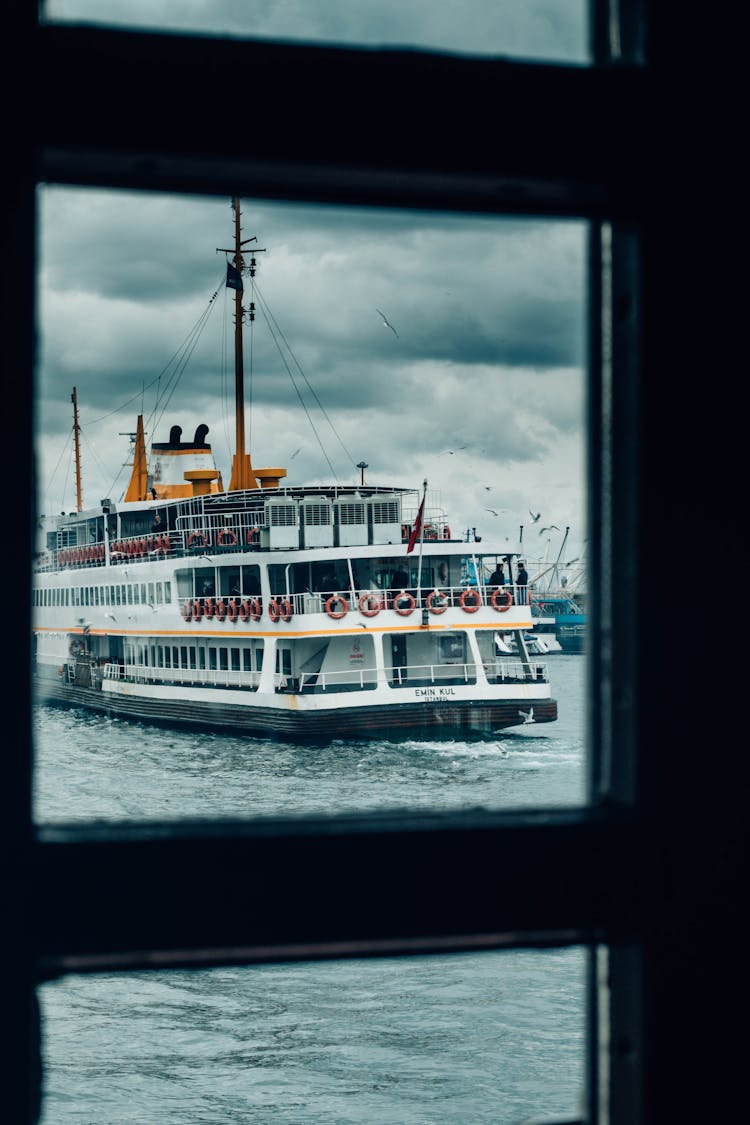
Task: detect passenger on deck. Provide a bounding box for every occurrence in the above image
[488,562,506,589]
[390,566,409,591]
[516,561,529,604]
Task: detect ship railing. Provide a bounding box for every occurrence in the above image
[106,662,262,690]
[483,660,549,684]
[388,661,478,687]
[291,585,525,617]
[289,661,480,694]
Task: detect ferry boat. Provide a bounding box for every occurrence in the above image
[32,200,558,742]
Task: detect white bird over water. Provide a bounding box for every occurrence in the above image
[376,308,399,337]
[518,707,535,724]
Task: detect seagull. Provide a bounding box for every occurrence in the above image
[564,557,580,567]
[376,308,399,337]
[539,524,560,535]
[290,447,301,460]
[518,707,535,724]
[485,508,509,516]
[529,510,541,523]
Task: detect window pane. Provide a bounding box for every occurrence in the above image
[42,1,589,64]
[33,188,587,820]
[38,948,585,1123]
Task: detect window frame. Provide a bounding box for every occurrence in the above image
[3,4,740,1123]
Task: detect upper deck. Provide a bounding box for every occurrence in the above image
[36,484,477,573]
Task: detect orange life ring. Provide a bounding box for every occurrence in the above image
[217,528,237,548]
[239,599,251,622]
[203,596,215,619]
[250,597,262,622]
[182,598,192,620]
[358,592,382,618]
[246,527,259,545]
[490,587,513,612]
[426,589,449,614]
[215,599,227,622]
[279,599,293,622]
[459,588,482,613]
[325,594,349,619]
[393,590,416,616]
[227,598,238,622]
[187,531,207,550]
[268,599,280,622]
[192,598,203,621]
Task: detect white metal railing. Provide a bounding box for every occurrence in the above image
[275,584,527,619]
[105,662,261,690]
[483,660,548,683]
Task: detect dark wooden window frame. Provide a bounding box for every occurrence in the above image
[3,4,741,1122]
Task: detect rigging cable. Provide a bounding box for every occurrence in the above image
[253,283,357,475]
[255,293,341,484]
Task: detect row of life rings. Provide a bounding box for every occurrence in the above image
[112,535,170,558]
[58,543,105,567]
[187,527,259,551]
[323,586,514,619]
[183,596,263,623]
[181,596,295,622]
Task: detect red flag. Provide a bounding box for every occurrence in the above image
[406,495,425,554]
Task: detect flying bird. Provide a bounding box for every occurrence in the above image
[518,707,536,725]
[485,508,509,516]
[376,308,399,337]
[289,447,301,460]
[529,510,541,523]
[539,524,560,535]
[564,557,580,567]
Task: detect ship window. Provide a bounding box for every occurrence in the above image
[164,581,171,603]
[198,647,206,671]
[220,567,241,598]
[218,648,228,672]
[180,646,188,668]
[242,650,251,673]
[230,648,240,672]
[208,647,217,671]
[240,566,261,595]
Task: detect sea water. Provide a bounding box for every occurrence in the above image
[35,656,586,1124]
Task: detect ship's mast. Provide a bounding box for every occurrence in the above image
[71,387,83,512]
[220,196,261,491]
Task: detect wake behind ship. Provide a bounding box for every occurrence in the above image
[33,200,558,743]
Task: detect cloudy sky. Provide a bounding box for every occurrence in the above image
[36,2,588,572]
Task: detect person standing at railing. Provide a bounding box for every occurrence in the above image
[516,561,529,605]
[488,561,506,589]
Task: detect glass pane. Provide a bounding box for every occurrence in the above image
[42,1,589,64]
[34,188,587,820]
[38,948,585,1123]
